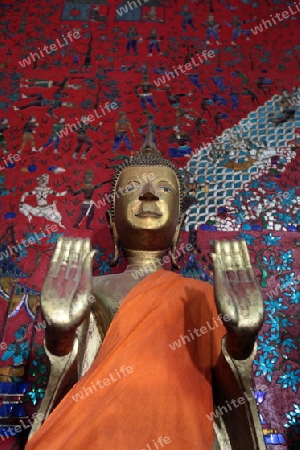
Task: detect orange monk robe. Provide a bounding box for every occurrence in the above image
[26,270,226,450]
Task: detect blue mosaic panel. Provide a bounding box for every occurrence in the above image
[182,90,300,232]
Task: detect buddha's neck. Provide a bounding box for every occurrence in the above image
[124,248,167,272]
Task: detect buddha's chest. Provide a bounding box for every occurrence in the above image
[91,272,145,324]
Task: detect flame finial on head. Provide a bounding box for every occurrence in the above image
[138,121,159,157]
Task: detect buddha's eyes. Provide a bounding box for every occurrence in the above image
[157,184,175,193]
[122,181,176,195]
[124,182,141,193]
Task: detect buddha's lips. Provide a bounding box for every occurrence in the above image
[135,211,162,218]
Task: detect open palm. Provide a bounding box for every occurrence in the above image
[41,237,95,331]
[211,240,264,342]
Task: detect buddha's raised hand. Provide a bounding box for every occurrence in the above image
[41,236,95,356]
[211,240,264,360]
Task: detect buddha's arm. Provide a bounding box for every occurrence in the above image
[212,338,265,450]
[29,237,96,437]
[29,334,79,436]
[210,240,265,449]
[29,311,103,437]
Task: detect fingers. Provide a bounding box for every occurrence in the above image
[240,240,256,280]
[210,240,224,271]
[48,236,64,277]
[221,241,236,278]
[231,240,249,282]
[213,240,254,282]
[54,237,73,278]
[69,238,84,268]
[211,244,238,322]
[82,238,91,261]
[214,240,238,281]
[65,239,84,279]
[60,238,73,264]
[240,240,251,268]
[49,237,91,279]
[231,240,244,270]
[75,249,96,296]
[71,244,91,285]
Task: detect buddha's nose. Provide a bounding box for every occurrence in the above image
[138,182,159,201]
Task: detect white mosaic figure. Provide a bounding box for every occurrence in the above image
[19,174,67,229]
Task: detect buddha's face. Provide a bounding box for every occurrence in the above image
[114,166,180,251]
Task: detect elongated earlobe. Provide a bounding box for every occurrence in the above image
[170,214,185,269]
[106,210,120,266]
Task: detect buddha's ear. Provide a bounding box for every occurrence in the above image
[105,210,120,266]
[170,213,185,270]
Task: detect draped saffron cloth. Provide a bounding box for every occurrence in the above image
[26,270,226,450]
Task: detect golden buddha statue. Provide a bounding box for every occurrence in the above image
[26,131,265,450]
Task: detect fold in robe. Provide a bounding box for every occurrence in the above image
[26,270,226,450]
